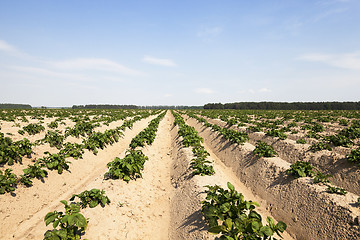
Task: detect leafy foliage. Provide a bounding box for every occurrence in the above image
[22,123,45,135]
[325,134,353,148]
[191,146,215,176]
[313,171,333,184]
[173,112,215,176]
[59,143,85,160]
[266,129,287,140]
[327,186,347,195]
[309,142,332,152]
[44,200,87,240]
[65,121,97,138]
[0,169,17,194]
[129,112,165,149]
[39,130,65,149]
[47,121,59,129]
[104,150,148,182]
[346,148,360,167]
[253,141,278,158]
[201,182,287,240]
[70,189,110,209]
[296,139,306,144]
[287,161,316,178]
[20,162,48,186]
[83,129,123,155]
[0,133,32,165]
[39,152,71,174]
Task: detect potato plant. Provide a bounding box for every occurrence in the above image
[20,162,48,186]
[39,152,71,174]
[173,112,215,175]
[104,149,148,182]
[70,188,110,209]
[346,148,360,167]
[0,133,32,165]
[287,161,316,178]
[309,142,332,152]
[59,143,85,160]
[0,169,17,194]
[44,200,87,240]
[327,186,347,195]
[22,123,45,135]
[39,130,65,149]
[201,182,287,239]
[129,112,165,149]
[253,141,278,158]
[191,146,215,176]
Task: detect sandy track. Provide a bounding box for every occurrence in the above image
[0,115,156,239]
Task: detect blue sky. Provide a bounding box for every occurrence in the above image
[1,0,359,107]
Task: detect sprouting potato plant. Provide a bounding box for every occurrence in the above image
[70,189,110,209]
[201,182,287,240]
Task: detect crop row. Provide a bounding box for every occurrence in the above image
[172,111,214,176]
[172,111,288,239]
[43,111,166,239]
[0,111,158,195]
[105,111,166,182]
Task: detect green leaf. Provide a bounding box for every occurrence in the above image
[208,225,226,234]
[260,225,274,236]
[227,182,235,192]
[89,200,98,208]
[53,219,60,228]
[72,213,88,228]
[44,212,57,226]
[224,218,233,229]
[276,221,287,232]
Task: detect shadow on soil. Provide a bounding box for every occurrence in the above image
[179,209,208,233]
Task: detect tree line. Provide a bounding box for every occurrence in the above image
[203,102,360,110]
[0,104,32,109]
[72,105,139,109]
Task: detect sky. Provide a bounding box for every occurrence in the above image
[1,0,360,107]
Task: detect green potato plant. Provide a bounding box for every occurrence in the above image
[44,200,87,240]
[201,182,287,239]
[70,189,110,209]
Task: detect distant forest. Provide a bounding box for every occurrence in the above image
[1,102,359,110]
[72,104,138,109]
[204,102,360,110]
[0,104,32,109]
[72,104,202,109]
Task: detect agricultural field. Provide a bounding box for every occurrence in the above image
[1,109,360,239]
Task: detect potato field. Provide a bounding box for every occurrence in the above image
[1,109,360,239]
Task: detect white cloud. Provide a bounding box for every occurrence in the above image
[49,58,144,76]
[0,39,30,58]
[0,40,17,52]
[8,66,87,81]
[299,52,360,70]
[195,88,215,94]
[142,55,177,67]
[163,93,172,98]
